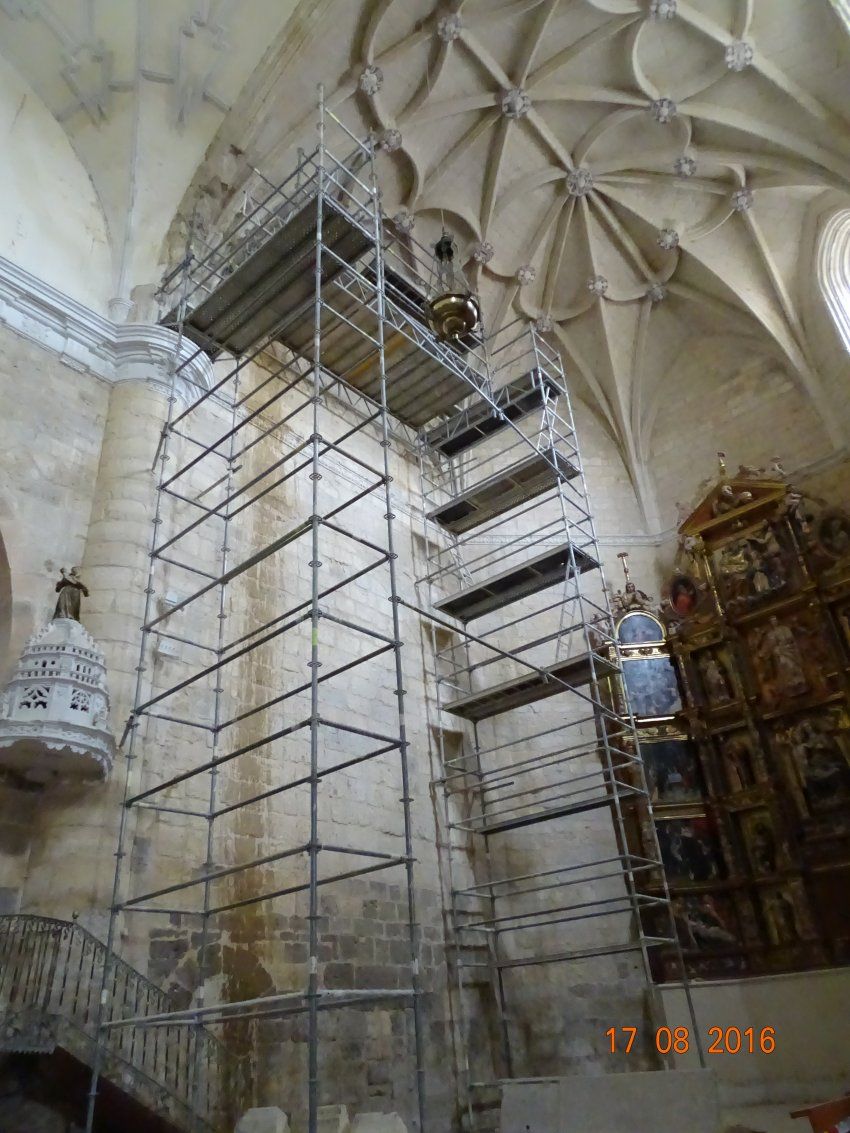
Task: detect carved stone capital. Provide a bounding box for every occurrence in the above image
[0,256,212,403]
[112,324,214,402]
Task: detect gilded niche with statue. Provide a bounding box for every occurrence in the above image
[607,453,850,982]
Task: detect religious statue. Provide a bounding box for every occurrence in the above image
[817,513,850,560]
[699,654,733,705]
[785,489,814,536]
[712,483,754,517]
[763,889,800,946]
[762,529,786,591]
[717,539,750,602]
[53,567,89,622]
[743,543,770,594]
[722,735,754,792]
[784,717,850,813]
[747,817,777,875]
[734,456,785,482]
[717,522,788,608]
[611,552,654,614]
[756,616,809,700]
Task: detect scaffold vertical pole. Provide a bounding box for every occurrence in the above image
[368,111,428,1133]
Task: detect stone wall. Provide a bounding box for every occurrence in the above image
[0,324,110,913]
[649,342,838,529]
[0,325,109,671]
[661,967,850,1112]
[0,54,111,315]
[2,309,849,1131]
[37,355,461,1128]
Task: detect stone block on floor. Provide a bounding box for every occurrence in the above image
[318,1104,351,1133]
[235,1107,290,1133]
[350,1113,408,1133]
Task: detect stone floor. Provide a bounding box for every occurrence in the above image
[723,1102,811,1133]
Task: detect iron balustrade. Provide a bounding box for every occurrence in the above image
[0,914,241,1130]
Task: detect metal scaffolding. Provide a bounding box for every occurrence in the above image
[413,322,703,1127]
[83,95,459,1133]
[83,90,700,1133]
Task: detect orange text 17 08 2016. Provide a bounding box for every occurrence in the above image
[606,1026,776,1055]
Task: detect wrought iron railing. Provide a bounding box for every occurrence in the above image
[0,914,242,1130]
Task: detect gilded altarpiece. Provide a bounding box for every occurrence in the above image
[609,458,850,982]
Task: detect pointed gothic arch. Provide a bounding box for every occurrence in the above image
[818,208,850,357]
[0,526,10,672]
[829,0,850,31]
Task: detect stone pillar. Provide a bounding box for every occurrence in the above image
[19,327,211,931]
[82,376,169,714]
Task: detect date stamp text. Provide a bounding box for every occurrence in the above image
[606,1026,776,1055]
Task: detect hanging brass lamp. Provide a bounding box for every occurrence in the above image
[425,233,481,345]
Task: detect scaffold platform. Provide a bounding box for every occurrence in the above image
[170,199,490,428]
[424,368,560,456]
[443,652,617,721]
[427,447,579,535]
[435,542,597,623]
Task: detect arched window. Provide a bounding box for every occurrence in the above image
[0,527,10,669]
[829,0,850,31]
[818,208,850,355]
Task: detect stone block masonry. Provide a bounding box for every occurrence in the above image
[143,875,451,1127]
[5,303,845,1132]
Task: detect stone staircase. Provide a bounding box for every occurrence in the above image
[0,914,240,1131]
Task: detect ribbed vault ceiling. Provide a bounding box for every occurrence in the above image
[187,0,850,520]
[2,1,849,520]
[325,0,850,500]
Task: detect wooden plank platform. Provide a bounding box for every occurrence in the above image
[474,794,616,836]
[428,448,579,534]
[168,201,488,428]
[175,198,371,357]
[424,369,560,457]
[443,653,617,721]
[282,262,482,427]
[435,542,597,623]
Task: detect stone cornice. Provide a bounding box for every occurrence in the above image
[0,255,213,397]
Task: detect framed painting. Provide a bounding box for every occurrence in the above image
[641,737,704,805]
[655,815,725,884]
[622,655,682,717]
[743,610,839,711]
[693,648,737,710]
[617,611,664,646]
[716,730,759,794]
[773,711,850,818]
[736,807,782,877]
[672,892,740,953]
[669,574,700,618]
[758,882,811,947]
[815,510,850,561]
